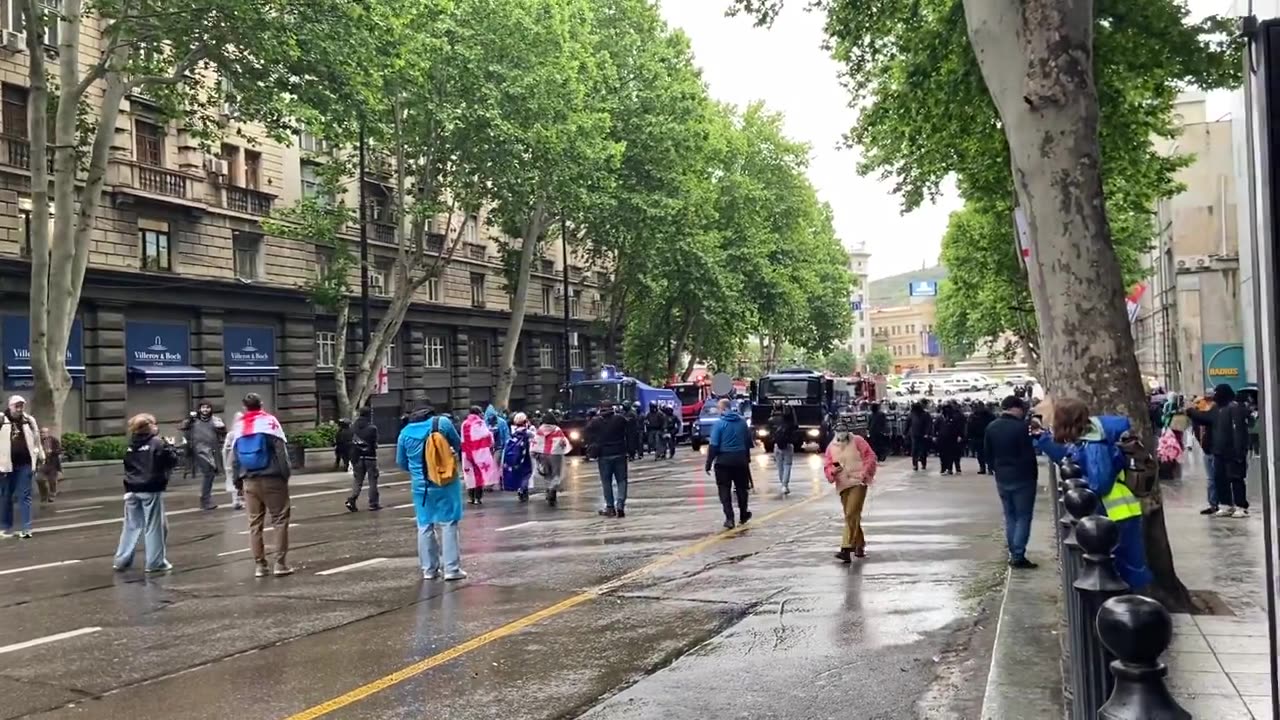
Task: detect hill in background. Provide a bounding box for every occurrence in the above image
[867,265,948,308]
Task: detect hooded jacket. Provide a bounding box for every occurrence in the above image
[705,408,751,470]
[1186,385,1249,462]
[352,413,379,459]
[908,407,933,439]
[485,405,511,449]
[123,431,180,493]
[396,410,463,526]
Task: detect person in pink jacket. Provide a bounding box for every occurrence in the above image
[823,419,878,563]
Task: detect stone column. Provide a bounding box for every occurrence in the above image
[278,314,318,431]
[588,336,604,376]
[192,310,224,412]
[403,323,427,408]
[450,327,470,412]
[525,333,544,410]
[83,303,126,437]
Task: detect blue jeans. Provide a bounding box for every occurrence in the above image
[998,484,1037,561]
[1204,454,1218,507]
[418,520,461,575]
[774,446,794,490]
[113,492,169,570]
[598,455,629,511]
[0,465,34,532]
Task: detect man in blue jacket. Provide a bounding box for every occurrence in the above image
[397,403,466,581]
[705,398,754,529]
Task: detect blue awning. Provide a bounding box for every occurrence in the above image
[4,364,86,379]
[227,364,280,376]
[128,364,206,383]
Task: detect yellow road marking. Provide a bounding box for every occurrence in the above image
[283,492,827,720]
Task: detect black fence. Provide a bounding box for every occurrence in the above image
[1050,459,1191,719]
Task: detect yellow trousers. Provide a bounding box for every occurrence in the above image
[840,484,868,551]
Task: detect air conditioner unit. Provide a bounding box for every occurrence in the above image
[204,157,229,176]
[1,30,22,54]
[553,286,564,297]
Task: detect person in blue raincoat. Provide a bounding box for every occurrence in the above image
[485,405,511,483]
[1033,397,1153,590]
[396,404,466,581]
[502,412,534,501]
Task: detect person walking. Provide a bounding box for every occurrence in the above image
[113,414,179,572]
[767,404,797,496]
[396,404,467,581]
[907,402,932,472]
[460,406,497,505]
[589,403,630,517]
[1185,384,1251,518]
[502,413,534,502]
[228,393,293,578]
[180,402,226,511]
[1188,395,1218,515]
[704,398,753,529]
[345,407,381,512]
[868,403,889,462]
[985,396,1039,568]
[222,411,246,510]
[0,396,43,539]
[334,418,353,472]
[1034,398,1152,590]
[823,416,877,562]
[661,405,679,458]
[645,402,667,461]
[532,411,570,506]
[623,403,642,461]
[967,402,995,475]
[485,405,510,485]
[36,427,63,503]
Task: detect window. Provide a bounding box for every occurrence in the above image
[542,286,553,315]
[2,84,27,139]
[468,337,490,368]
[298,132,330,153]
[470,272,485,308]
[368,267,387,297]
[539,342,555,368]
[316,331,336,368]
[8,0,60,47]
[219,143,240,180]
[859,327,865,338]
[301,162,321,199]
[244,150,261,189]
[383,338,398,369]
[426,275,441,302]
[569,342,583,370]
[463,214,478,245]
[139,224,171,271]
[232,231,261,280]
[425,336,445,369]
[569,289,580,318]
[135,120,164,167]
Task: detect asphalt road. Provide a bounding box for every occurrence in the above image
[0,449,1009,719]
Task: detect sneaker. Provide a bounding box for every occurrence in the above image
[201,503,218,511]
[547,489,558,506]
[232,500,245,511]
[112,564,130,572]
[443,570,468,582]
[344,499,358,513]
[1233,508,1250,518]
[1215,507,1236,518]
[834,549,852,564]
[598,507,617,517]
[368,504,382,512]
[783,487,791,496]
[1009,558,1039,569]
[273,562,294,577]
[616,509,626,519]
[17,531,32,539]
[739,511,752,525]
[723,518,736,530]
[422,569,440,580]
[853,548,867,559]
[1200,506,1219,515]
[254,562,270,578]
[145,561,173,573]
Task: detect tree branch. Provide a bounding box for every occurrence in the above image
[125,45,207,92]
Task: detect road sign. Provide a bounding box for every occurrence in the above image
[908,281,938,297]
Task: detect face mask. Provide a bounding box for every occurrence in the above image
[835,430,851,443]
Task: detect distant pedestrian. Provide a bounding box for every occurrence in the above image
[823,417,877,562]
[485,405,510,483]
[868,403,889,462]
[228,393,293,578]
[1185,384,1251,518]
[645,402,667,461]
[705,398,753,529]
[589,402,630,517]
[767,403,797,496]
[180,402,226,511]
[0,395,43,539]
[36,427,63,502]
[345,407,381,512]
[907,402,932,472]
[623,403,642,460]
[967,402,995,475]
[460,406,497,505]
[334,418,353,472]
[222,411,245,510]
[502,413,534,502]
[985,396,1039,568]
[661,405,679,458]
[113,413,178,572]
[532,411,570,506]
[397,404,466,581]
[936,403,965,475]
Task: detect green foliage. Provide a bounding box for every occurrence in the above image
[87,436,128,461]
[60,431,89,461]
[291,430,330,449]
[263,160,356,311]
[312,422,339,447]
[823,348,859,376]
[865,346,894,375]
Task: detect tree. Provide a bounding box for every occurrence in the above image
[864,346,893,375]
[822,347,858,376]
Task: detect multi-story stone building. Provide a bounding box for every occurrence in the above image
[869,302,941,375]
[846,244,871,362]
[0,28,607,436]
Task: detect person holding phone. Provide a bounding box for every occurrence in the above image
[823,416,877,562]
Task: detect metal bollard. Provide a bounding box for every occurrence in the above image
[1074,512,1130,717]
[1096,595,1190,720]
[1061,486,1098,719]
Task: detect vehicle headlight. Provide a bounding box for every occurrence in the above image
[756,428,770,437]
[807,428,820,437]
[569,430,581,441]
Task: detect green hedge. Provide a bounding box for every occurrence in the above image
[60,432,90,461]
[87,436,129,461]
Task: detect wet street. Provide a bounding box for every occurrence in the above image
[1,451,1008,720]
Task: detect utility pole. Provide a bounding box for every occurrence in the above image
[358,117,371,356]
[562,213,572,385]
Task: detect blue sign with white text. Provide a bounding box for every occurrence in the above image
[224,326,278,372]
[2,314,84,388]
[126,321,190,367]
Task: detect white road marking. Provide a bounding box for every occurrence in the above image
[238,523,299,535]
[216,548,253,557]
[495,521,538,532]
[0,559,82,576]
[316,557,388,576]
[392,503,415,510]
[54,505,103,514]
[0,627,101,655]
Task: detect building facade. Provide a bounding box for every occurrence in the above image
[869,302,940,375]
[846,244,871,362]
[0,25,608,436]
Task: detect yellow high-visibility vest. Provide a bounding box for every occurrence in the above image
[1102,471,1142,522]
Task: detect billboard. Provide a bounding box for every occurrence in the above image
[908,280,938,297]
[1203,343,1246,392]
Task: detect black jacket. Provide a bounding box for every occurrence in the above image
[352,416,379,459]
[936,411,965,446]
[588,412,629,457]
[869,411,888,436]
[767,413,796,448]
[335,425,355,449]
[984,413,1037,490]
[123,432,179,494]
[908,410,933,439]
[966,408,994,442]
[1187,404,1249,462]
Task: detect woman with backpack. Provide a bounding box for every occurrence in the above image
[460,406,498,505]
[532,411,571,506]
[113,413,179,572]
[502,413,534,502]
[397,405,466,581]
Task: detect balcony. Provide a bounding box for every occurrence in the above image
[540,259,556,274]
[137,164,188,198]
[1,135,57,173]
[569,265,584,282]
[466,242,486,260]
[425,233,445,254]
[225,186,274,216]
[372,222,396,244]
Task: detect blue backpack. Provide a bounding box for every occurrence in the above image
[235,433,272,472]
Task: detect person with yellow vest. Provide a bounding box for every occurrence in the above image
[1034,397,1153,590]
